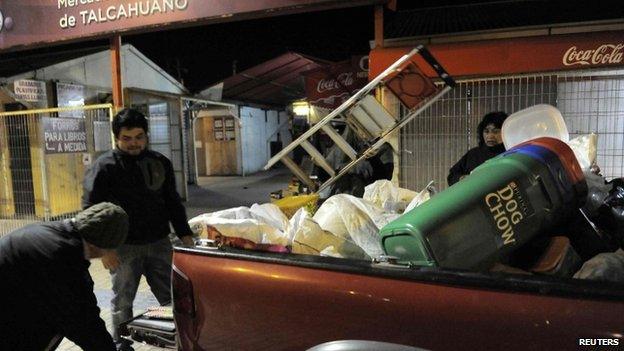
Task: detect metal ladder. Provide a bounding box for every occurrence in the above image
[264,45,456,193]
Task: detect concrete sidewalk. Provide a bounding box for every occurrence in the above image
[186,167,293,218]
[58,168,291,350]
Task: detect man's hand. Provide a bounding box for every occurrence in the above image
[180,235,195,246]
[101,251,120,271]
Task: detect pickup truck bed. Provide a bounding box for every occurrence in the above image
[172,246,623,351]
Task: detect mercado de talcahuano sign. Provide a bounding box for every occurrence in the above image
[0,0,383,52]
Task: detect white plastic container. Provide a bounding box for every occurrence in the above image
[502,104,569,149]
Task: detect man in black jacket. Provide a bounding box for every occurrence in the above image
[0,202,128,351]
[82,108,194,350]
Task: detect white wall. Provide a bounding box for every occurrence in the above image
[239,106,291,175]
[123,46,187,94]
[8,50,112,91]
[240,107,267,174]
[7,45,186,95]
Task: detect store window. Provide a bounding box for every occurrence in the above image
[148,102,172,159]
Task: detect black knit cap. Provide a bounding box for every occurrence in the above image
[74,202,129,249]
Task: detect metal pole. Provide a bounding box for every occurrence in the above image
[38,114,51,220]
[110,35,124,110]
[192,112,199,182]
[108,105,115,151]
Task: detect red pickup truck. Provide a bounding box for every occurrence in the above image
[171,242,624,351]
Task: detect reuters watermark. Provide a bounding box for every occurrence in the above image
[578,338,620,346]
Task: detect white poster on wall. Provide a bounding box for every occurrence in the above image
[56,82,85,118]
[14,79,47,102]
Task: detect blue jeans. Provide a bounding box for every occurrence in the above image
[110,237,172,341]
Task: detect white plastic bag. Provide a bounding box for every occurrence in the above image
[188,205,289,246]
[567,133,598,171]
[250,203,289,232]
[363,179,419,213]
[287,208,369,259]
[190,217,289,246]
[404,180,435,213]
[189,203,289,232]
[193,206,254,220]
[313,194,399,258]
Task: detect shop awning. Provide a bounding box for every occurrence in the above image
[216,52,331,107]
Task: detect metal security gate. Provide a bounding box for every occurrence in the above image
[400,68,624,192]
[0,104,113,236]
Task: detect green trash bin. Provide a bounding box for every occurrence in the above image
[380,138,586,270]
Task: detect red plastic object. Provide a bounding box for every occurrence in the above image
[514,137,584,185]
[384,61,438,109]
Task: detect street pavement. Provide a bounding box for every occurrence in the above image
[58,168,291,350]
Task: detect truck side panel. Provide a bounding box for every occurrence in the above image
[173,250,623,351]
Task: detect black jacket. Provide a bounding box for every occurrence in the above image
[82,149,192,244]
[0,221,114,351]
[447,144,505,186]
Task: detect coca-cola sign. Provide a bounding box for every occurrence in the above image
[304,56,368,109]
[316,72,355,93]
[370,31,624,80]
[563,43,624,66]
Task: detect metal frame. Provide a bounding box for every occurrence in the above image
[0,104,113,235]
[264,45,456,193]
[399,67,624,192]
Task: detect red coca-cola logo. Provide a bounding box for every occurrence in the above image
[563,44,624,66]
[316,72,355,93]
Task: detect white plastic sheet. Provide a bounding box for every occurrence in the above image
[192,206,254,220]
[404,180,434,213]
[189,217,289,246]
[250,203,290,231]
[567,133,598,171]
[287,208,369,259]
[363,179,419,213]
[188,183,433,260]
[313,194,400,258]
[188,203,290,245]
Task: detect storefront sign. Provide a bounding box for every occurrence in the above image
[0,0,383,52]
[563,44,623,66]
[56,82,86,118]
[13,79,47,102]
[369,31,624,80]
[43,117,88,154]
[58,0,190,28]
[304,56,368,109]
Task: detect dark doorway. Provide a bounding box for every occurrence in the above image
[4,103,36,216]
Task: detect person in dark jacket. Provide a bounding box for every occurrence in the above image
[0,202,128,351]
[82,108,194,350]
[447,111,509,186]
